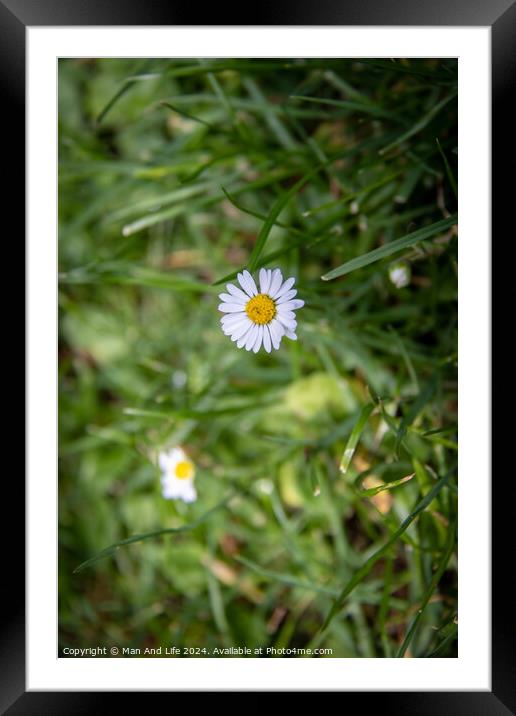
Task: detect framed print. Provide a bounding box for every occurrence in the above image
[7,0,512,709]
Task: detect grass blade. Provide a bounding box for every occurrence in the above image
[436,138,458,199]
[235,556,339,597]
[96,60,156,124]
[124,400,276,420]
[321,468,453,631]
[215,150,352,280]
[246,78,297,149]
[339,404,375,474]
[247,174,311,273]
[73,493,236,573]
[396,515,457,657]
[321,214,457,280]
[396,376,438,455]
[290,95,407,124]
[354,472,415,497]
[59,267,208,293]
[161,101,215,129]
[426,621,458,657]
[379,92,457,155]
[378,551,395,656]
[220,187,312,240]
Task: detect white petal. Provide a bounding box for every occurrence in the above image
[223,318,247,336]
[277,319,296,333]
[275,299,304,311]
[243,270,258,296]
[223,324,246,336]
[263,325,272,353]
[161,473,181,495]
[238,270,257,297]
[252,325,263,353]
[237,323,254,348]
[161,483,176,500]
[162,474,197,503]
[221,311,246,323]
[268,318,284,349]
[159,447,185,472]
[276,309,296,321]
[245,324,258,351]
[219,292,246,304]
[181,485,197,503]
[159,451,172,471]
[218,303,247,313]
[277,313,297,330]
[231,318,253,341]
[268,269,284,298]
[285,330,297,341]
[226,283,250,302]
[259,267,271,294]
[221,320,243,333]
[276,289,297,304]
[274,276,295,299]
[237,272,254,297]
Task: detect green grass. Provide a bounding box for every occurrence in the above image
[58,57,458,658]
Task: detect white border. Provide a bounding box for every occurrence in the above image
[28,27,490,691]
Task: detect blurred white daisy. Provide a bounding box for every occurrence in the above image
[218,268,304,353]
[159,447,197,503]
[388,261,411,289]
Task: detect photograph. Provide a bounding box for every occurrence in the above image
[58,57,458,660]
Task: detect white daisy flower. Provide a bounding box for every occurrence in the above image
[218,268,304,353]
[158,446,197,504]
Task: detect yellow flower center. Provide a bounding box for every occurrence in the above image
[174,460,194,480]
[245,293,276,325]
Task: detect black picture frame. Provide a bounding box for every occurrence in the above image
[8,0,512,710]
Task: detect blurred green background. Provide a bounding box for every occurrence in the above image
[58,58,458,658]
